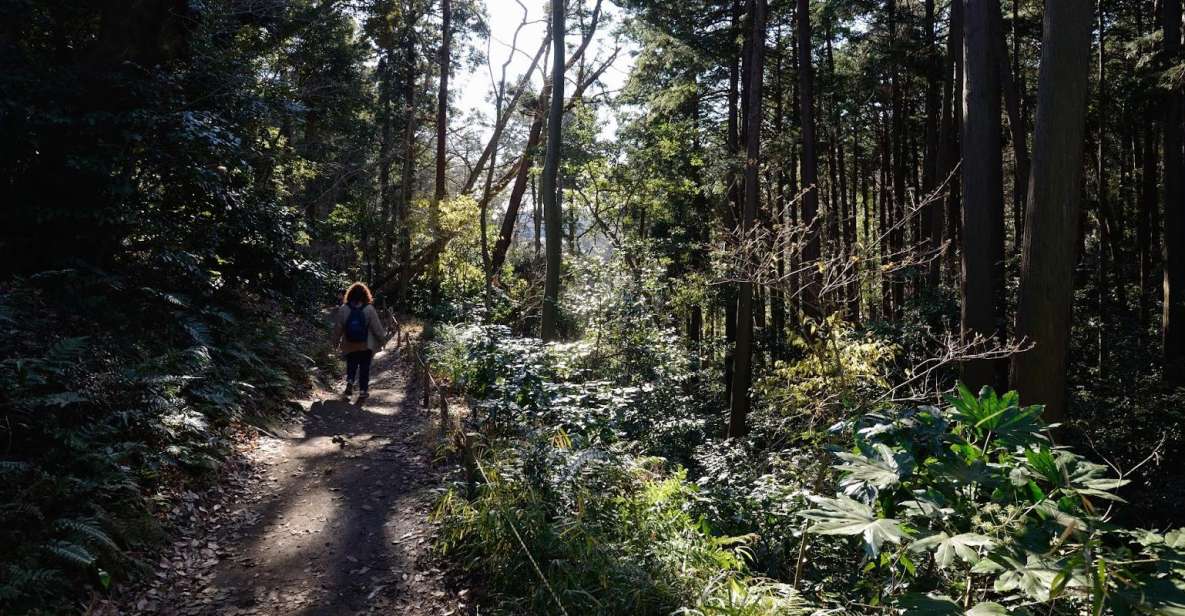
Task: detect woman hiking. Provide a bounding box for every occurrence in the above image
[332,282,387,401]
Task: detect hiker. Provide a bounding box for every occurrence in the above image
[332,282,387,400]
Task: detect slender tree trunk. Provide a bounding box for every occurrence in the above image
[961,0,1007,392]
[1011,0,1093,421]
[540,0,564,341]
[724,0,742,404]
[730,0,766,439]
[771,29,787,355]
[798,0,821,319]
[1139,124,1159,335]
[430,0,452,299]
[922,0,942,289]
[932,0,962,288]
[946,0,965,282]
[998,10,1029,257]
[889,0,906,313]
[1164,0,1185,382]
[395,33,418,305]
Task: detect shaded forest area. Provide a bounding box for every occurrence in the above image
[2,0,1185,614]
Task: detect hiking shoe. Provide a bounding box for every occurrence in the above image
[343,383,353,398]
[357,391,369,402]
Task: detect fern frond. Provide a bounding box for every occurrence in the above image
[43,540,96,569]
[54,518,120,553]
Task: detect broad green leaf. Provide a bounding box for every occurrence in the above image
[836,443,914,501]
[910,532,995,568]
[799,495,906,557]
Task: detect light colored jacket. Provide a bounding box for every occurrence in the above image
[332,303,388,353]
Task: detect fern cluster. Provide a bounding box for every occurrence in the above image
[0,266,335,613]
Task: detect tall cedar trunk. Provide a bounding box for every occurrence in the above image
[771,28,787,355]
[730,0,766,439]
[922,0,942,289]
[788,12,801,320]
[880,116,892,317]
[539,0,564,340]
[837,131,851,317]
[946,0,965,281]
[724,1,741,403]
[826,18,840,303]
[1011,0,1093,421]
[932,0,962,288]
[998,11,1029,257]
[1095,0,1111,369]
[690,81,708,349]
[847,124,860,318]
[377,56,394,273]
[960,0,1007,392]
[1140,124,1159,333]
[1164,0,1185,382]
[889,0,906,314]
[395,32,418,305]
[797,0,821,319]
[430,0,451,298]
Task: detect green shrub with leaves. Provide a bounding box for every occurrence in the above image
[799,384,1185,614]
[0,266,334,613]
[434,432,807,615]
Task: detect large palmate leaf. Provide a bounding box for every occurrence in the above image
[949,384,1045,446]
[835,443,914,502]
[799,494,906,557]
[992,554,1087,602]
[909,532,995,568]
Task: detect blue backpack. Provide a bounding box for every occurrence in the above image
[344,305,368,342]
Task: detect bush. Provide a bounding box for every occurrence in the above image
[800,384,1185,614]
[434,433,807,615]
[0,267,335,612]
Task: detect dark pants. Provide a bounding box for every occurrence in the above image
[346,350,374,392]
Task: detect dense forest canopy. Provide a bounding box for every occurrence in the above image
[3,0,1185,613]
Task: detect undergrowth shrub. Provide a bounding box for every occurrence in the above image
[433,432,806,615]
[799,385,1185,614]
[0,266,335,613]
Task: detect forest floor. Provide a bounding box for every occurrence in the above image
[98,339,471,616]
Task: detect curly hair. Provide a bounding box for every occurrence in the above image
[343,282,373,305]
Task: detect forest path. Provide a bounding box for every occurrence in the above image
[111,343,466,616]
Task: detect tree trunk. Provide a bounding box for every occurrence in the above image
[730,0,766,439]
[889,0,906,313]
[1165,0,1185,382]
[1139,123,1159,335]
[1010,0,1093,421]
[430,0,452,298]
[724,0,742,404]
[771,27,787,355]
[922,0,942,289]
[960,0,1007,392]
[540,0,565,341]
[797,0,821,319]
[395,33,418,305]
[998,10,1029,257]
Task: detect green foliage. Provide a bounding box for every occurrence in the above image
[0,268,334,612]
[802,385,1185,614]
[754,317,897,432]
[434,435,807,615]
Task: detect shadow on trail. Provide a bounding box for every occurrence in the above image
[210,350,444,615]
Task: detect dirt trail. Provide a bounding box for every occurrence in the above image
[108,346,467,616]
